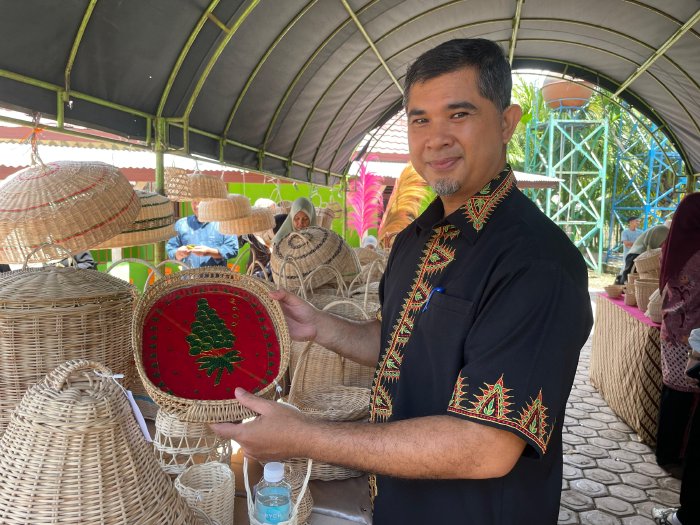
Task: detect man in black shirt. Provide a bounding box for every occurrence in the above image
[213,38,592,524]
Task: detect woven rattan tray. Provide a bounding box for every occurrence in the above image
[133,267,290,422]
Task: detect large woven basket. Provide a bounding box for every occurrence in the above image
[271,227,360,292]
[154,409,230,476]
[198,194,251,222]
[0,161,140,263]
[645,288,662,324]
[165,167,192,202]
[634,248,662,276]
[96,189,175,248]
[635,278,658,313]
[133,267,290,422]
[219,207,275,235]
[175,461,235,525]
[189,172,228,200]
[0,359,202,524]
[0,253,136,434]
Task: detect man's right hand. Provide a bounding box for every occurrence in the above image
[175,245,191,261]
[269,289,319,342]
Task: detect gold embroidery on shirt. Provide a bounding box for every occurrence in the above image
[462,169,515,232]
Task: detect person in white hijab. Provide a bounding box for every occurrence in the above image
[272,197,317,245]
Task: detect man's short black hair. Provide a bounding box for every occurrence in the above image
[627,216,639,223]
[404,38,512,112]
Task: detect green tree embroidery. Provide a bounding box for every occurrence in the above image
[186,298,242,385]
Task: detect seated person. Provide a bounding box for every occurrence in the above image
[166,200,238,268]
[617,223,669,284]
[272,197,316,245]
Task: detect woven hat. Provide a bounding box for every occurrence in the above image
[189,172,228,200]
[0,359,202,524]
[271,227,360,291]
[96,190,175,248]
[0,261,136,434]
[0,161,140,263]
[133,267,290,423]
[198,194,251,222]
[219,207,275,235]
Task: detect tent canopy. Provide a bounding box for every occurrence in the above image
[0,0,697,186]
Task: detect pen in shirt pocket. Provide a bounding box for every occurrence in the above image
[422,286,445,312]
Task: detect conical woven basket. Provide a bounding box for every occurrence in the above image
[271,228,360,292]
[198,194,251,222]
[165,167,192,202]
[0,359,203,524]
[189,173,228,200]
[0,255,136,434]
[0,161,140,263]
[219,207,275,235]
[96,189,175,248]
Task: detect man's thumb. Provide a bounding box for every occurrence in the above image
[235,387,266,414]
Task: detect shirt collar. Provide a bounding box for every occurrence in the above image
[415,165,516,240]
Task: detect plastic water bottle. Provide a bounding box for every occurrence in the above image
[254,462,291,524]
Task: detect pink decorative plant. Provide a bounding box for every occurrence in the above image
[347,157,384,241]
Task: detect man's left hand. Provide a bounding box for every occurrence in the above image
[190,245,221,258]
[210,388,309,461]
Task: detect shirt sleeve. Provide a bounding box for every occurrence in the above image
[446,261,592,457]
[165,227,182,259]
[214,231,238,261]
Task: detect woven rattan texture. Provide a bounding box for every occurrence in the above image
[0,360,202,524]
[634,279,658,313]
[189,173,228,200]
[154,409,226,476]
[271,227,360,292]
[219,207,275,235]
[645,289,662,323]
[634,248,661,274]
[0,161,140,263]
[315,207,335,229]
[0,266,136,434]
[590,298,661,446]
[175,461,235,525]
[96,189,175,248]
[286,463,314,525]
[133,267,290,423]
[165,167,192,202]
[198,194,251,222]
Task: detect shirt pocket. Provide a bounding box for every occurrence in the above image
[414,292,475,359]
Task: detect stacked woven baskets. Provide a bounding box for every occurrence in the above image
[634,248,661,279]
[0,360,203,524]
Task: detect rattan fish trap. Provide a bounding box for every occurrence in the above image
[96,189,175,248]
[198,194,252,222]
[154,408,230,476]
[0,160,140,263]
[189,172,228,200]
[0,359,203,524]
[219,207,275,235]
[271,227,360,292]
[175,461,235,525]
[0,255,136,434]
[133,267,290,423]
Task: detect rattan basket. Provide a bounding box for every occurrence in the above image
[315,207,335,229]
[175,461,235,525]
[189,172,228,200]
[277,200,293,214]
[0,161,140,263]
[645,288,662,324]
[133,267,290,423]
[635,278,658,313]
[634,248,662,276]
[624,273,638,305]
[219,207,275,235]
[96,189,175,248]
[604,284,624,299]
[165,167,192,202]
[154,409,231,476]
[0,248,136,434]
[271,228,360,292]
[198,194,252,222]
[0,359,203,524]
[286,463,314,525]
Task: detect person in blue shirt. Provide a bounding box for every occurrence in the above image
[166,201,238,268]
[621,216,643,262]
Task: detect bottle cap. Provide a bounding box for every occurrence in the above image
[263,462,285,483]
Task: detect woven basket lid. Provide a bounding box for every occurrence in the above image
[271,227,360,291]
[96,189,175,248]
[198,194,252,222]
[133,267,290,423]
[189,172,228,200]
[219,207,275,235]
[0,161,141,263]
[0,359,202,524]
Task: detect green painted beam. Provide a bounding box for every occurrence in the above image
[64,0,98,103]
[508,0,525,65]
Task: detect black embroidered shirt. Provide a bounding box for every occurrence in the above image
[372,167,593,525]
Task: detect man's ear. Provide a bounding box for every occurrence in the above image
[501,104,523,144]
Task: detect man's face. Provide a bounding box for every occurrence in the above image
[293,211,310,230]
[191,201,200,218]
[406,67,521,207]
[629,219,639,230]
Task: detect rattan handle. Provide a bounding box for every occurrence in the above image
[303,263,347,297]
[22,242,77,270]
[46,359,114,390]
[285,231,309,244]
[277,256,307,300]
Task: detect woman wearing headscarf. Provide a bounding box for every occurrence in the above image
[653,193,700,525]
[272,197,316,245]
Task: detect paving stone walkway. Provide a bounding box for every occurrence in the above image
[559,295,680,524]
